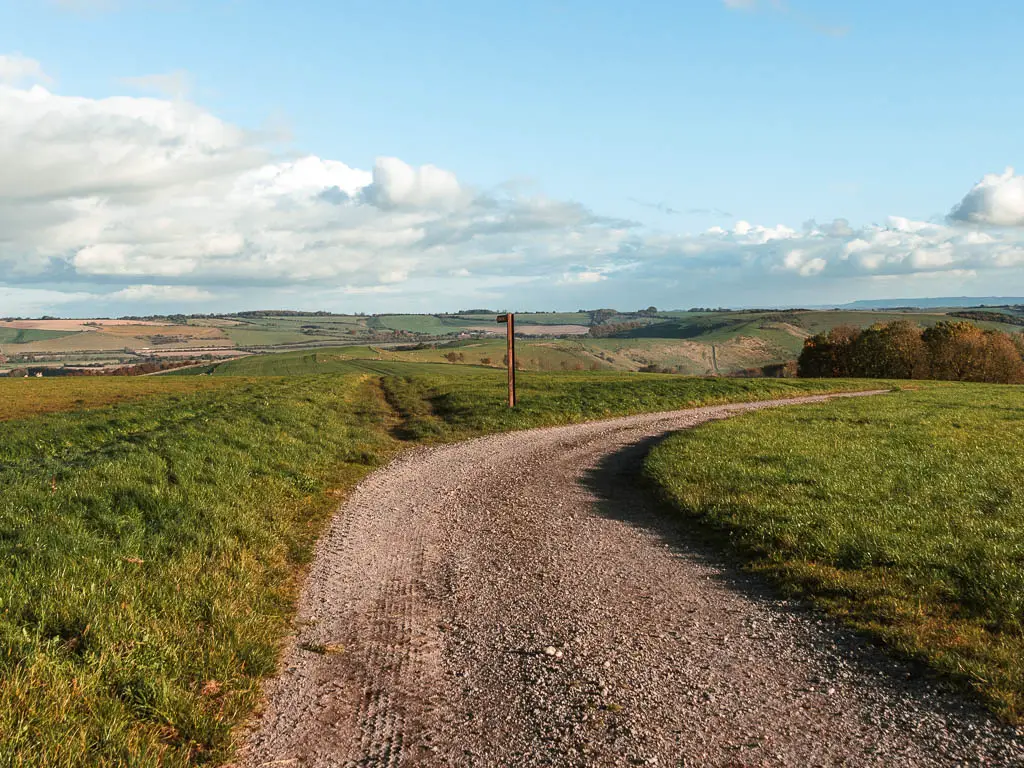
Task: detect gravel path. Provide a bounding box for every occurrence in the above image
[236,392,1024,767]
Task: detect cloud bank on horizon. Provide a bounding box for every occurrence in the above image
[2,53,1024,316]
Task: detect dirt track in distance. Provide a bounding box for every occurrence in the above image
[236,392,1024,767]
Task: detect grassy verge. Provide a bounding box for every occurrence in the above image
[0,374,397,766]
[643,383,1024,722]
[0,364,881,765]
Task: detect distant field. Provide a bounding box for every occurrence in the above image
[210,337,803,377]
[0,328,76,344]
[368,312,595,334]
[222,328,326,346]
[5,324,233,356]
[94,324,226,340]
[0,319,166,331]
[582,335,796,374]
[368,314,459,334]
[645,383,1024,722]
[0,377,237,421]
[497,312,592,325]
[212,342,612,375]
[11,331,152,353]
[8,309,1022,377]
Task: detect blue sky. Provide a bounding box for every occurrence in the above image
[2,0,1024,315]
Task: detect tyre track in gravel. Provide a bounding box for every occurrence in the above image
[235,391,1024,767]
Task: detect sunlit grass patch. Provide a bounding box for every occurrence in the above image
[0,377,237,422]
[644,383,1024,722]
[0,374,397,765]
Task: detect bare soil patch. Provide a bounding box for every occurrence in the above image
[0,319,165,330]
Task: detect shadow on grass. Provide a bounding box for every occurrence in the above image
[576,431,1017,731]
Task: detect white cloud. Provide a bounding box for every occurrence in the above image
[362,157,467,209]
[948,167,1024,227]
[560,270,608,284]
[0,286,94,317]
[109,284,217,302]
[120,70,191,99]
[246,156,372,201]
[800,257,827,276]
[0,54,51,86]
[0,82,262,206]
[0,69,631,308]
[2,58,1024,314]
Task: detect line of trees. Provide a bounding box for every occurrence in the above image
[948,310,1024,327]
[798,320,1024,383]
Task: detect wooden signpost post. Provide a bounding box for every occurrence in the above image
[496,313,516,407]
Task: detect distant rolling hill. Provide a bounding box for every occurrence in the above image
[838,297,1024,309]
[8,304,1024,379]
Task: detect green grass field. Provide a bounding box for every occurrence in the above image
[217,315,370,348]
[644,383,1024,722]
[220,328,315,346]
[0,328,78,344]
[0,364,876,766]
[497,311,592,325]
[367,314,457,334]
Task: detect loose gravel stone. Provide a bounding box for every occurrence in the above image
[235,392,1024,767]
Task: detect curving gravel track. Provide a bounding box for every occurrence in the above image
[235,392,1024,767]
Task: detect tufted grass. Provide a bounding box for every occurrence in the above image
[644,383,1024,722]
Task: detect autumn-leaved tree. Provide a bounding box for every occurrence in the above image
[797,325,859,377]
[852,320,928,379]
[922,322,987,381]
[1011,333,1024,361]
[977,330,1024,384]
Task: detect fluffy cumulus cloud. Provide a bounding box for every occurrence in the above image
[119,70,191,99]
[948,167,1024,227]
[107,285,218,302]
[2,56,1024,314]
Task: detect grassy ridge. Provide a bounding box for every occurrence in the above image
[0,366,878,765]
[644,383,1024,722]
